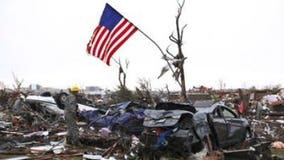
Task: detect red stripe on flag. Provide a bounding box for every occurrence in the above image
[106,26,137,65]
[89,26,103,56]
[101,19,128,61]
[105,21,132,55]
[97,31,110,60]
[92,27,108,58]
[87,27,99,54]
[104,21,134,63]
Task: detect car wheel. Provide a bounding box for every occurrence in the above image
[57,92,68,109]
[190,140,209,159]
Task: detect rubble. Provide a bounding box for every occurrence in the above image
[1,88,284,159]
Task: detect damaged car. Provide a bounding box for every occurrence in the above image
[13,91,96,116]
[141,101,251,158]
[141,102,210,158]
[194,100,252,149]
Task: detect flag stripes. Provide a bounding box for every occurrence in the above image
[87,11,137,65]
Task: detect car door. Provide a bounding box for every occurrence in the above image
[211,106,229,147]
[221,106,246,146]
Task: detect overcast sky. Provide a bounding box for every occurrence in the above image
[1,0,284,91]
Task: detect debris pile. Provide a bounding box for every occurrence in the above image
[0,87,284,159]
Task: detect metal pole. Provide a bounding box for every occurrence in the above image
[137,29,182,87]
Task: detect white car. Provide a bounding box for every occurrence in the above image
[24,93,96,115]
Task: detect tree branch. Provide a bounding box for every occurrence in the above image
[180,24,187,42]
[169,33,178,43]
[166,45,176,58]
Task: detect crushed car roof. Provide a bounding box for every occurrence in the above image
[193,100,224,113]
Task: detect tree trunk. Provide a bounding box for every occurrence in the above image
[64,93,80,146]
[180,66,187,102]
[175,0,187,102]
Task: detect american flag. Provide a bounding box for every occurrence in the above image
[87,3,137,65]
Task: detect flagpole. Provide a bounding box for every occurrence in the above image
[106,4,182,86]
[137,28,182,87]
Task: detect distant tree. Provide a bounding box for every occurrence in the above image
[135,78,155,105]
[12,72,24,93]
[110,59,137,103]
[9,73,26,107]
[111,86,137,103]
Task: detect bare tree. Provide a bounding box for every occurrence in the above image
[10,73,27,107]
[136,78,156,105]
[159,0,188,102]
[12,72,24,93]
[114,58,129,89]
[111,58,136,103]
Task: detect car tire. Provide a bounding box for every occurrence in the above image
[56,92,68,109]
[190,139,209,159]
